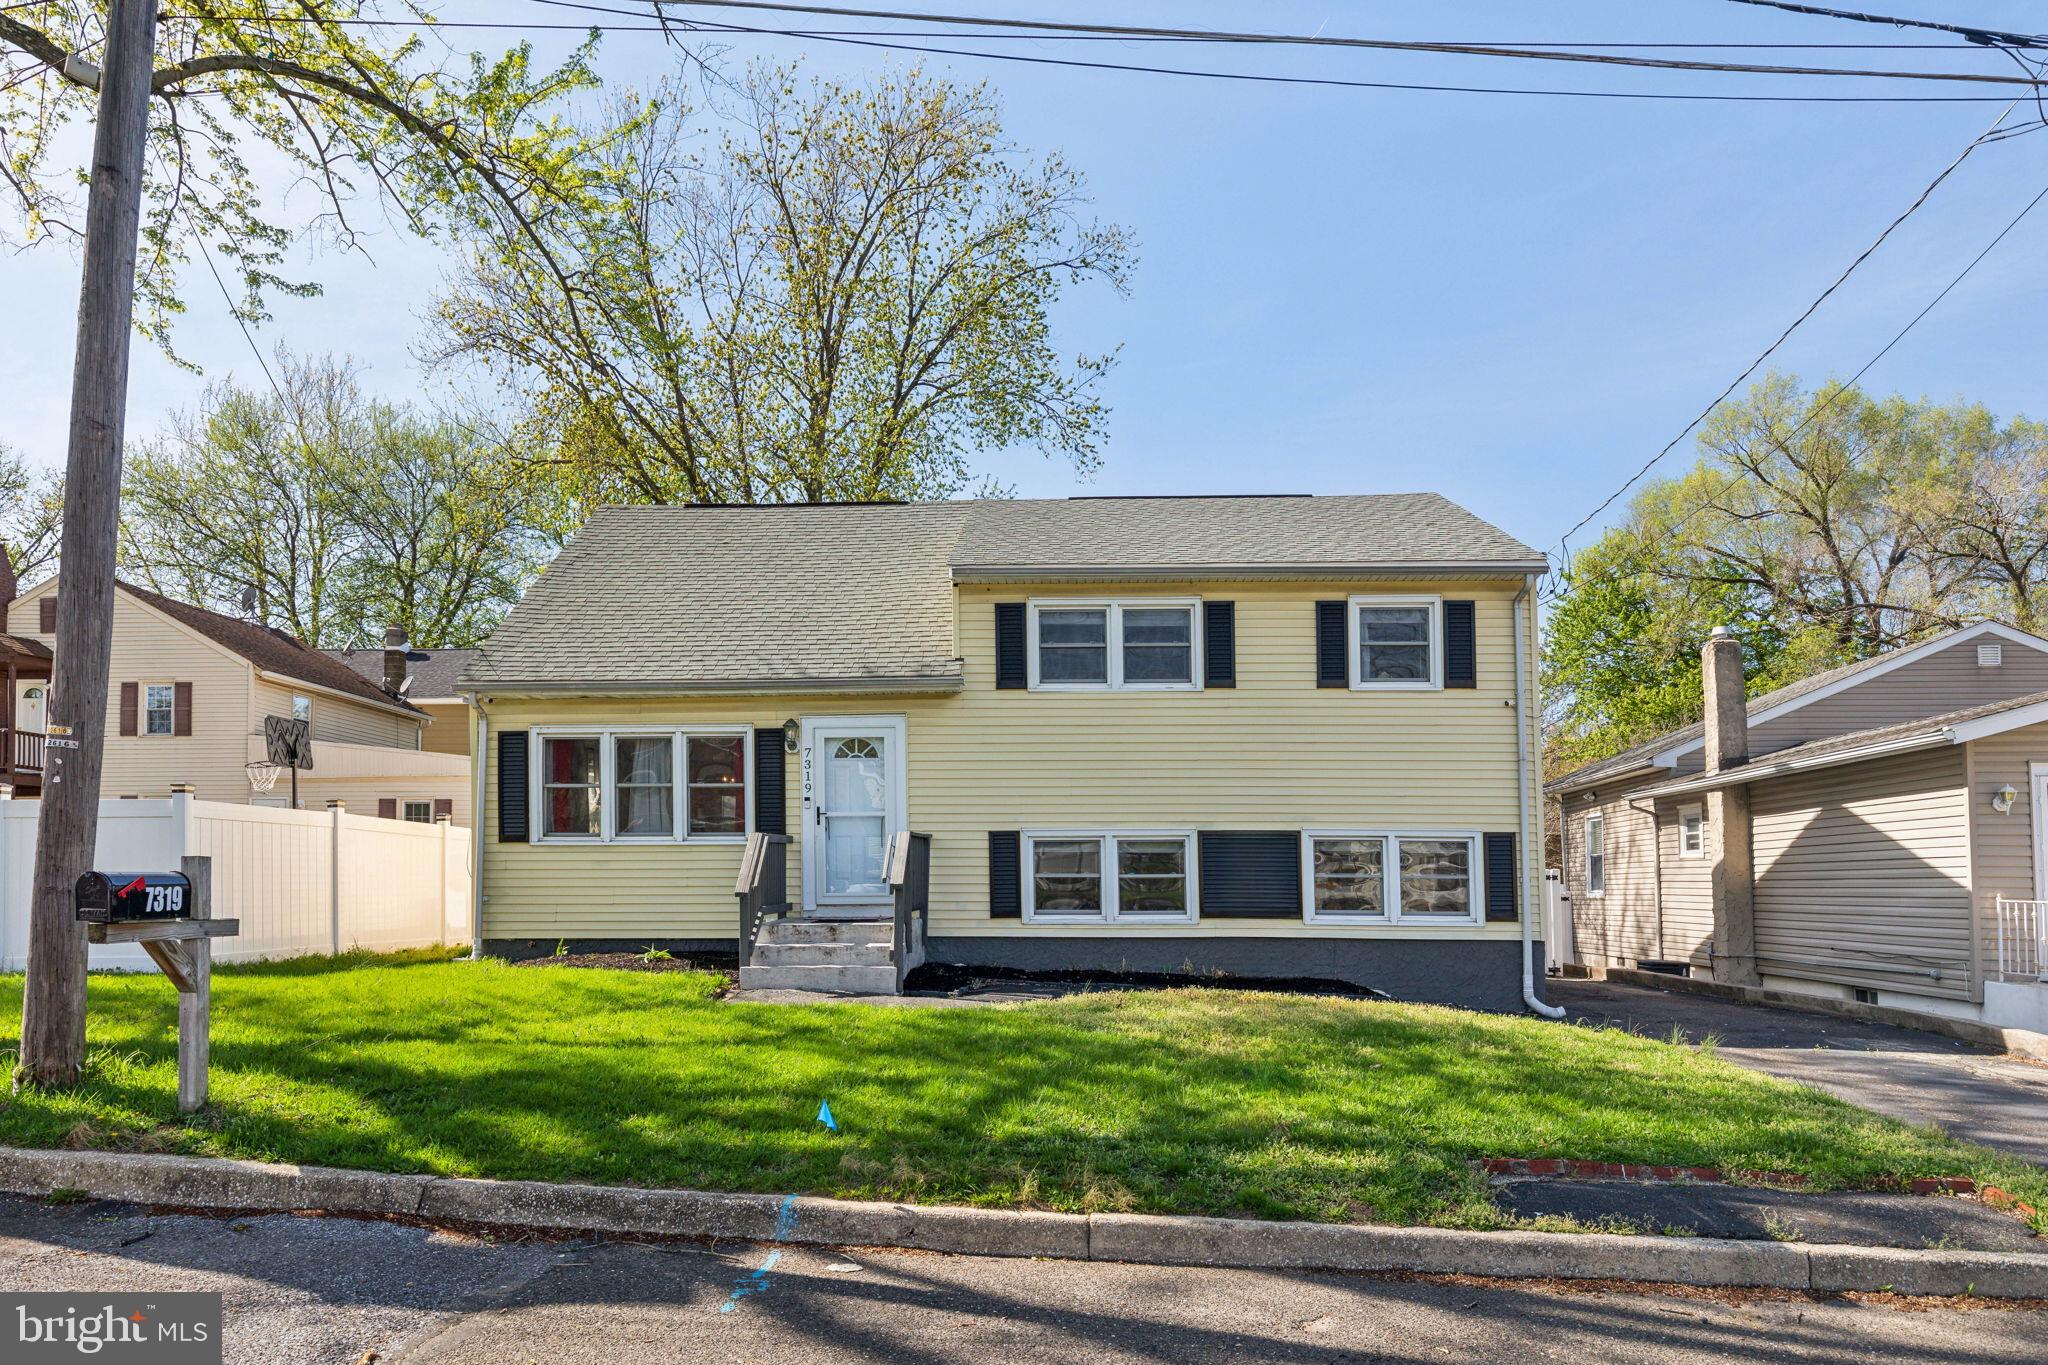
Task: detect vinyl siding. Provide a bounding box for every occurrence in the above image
[1752,747,1973,1001]
[14,580,256,803]
[297,776,470,828]
[254,677,421,749]
[417,700,472,756]
[1561,794,1657,968]
[1655,796,1713,967]
[1666,636,2048,776]
[1965,720,2048,987]
[479,578,1540,944]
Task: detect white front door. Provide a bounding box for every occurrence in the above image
[2032,763,2048,903]
[16,684,44,734]
[801,715,907,915]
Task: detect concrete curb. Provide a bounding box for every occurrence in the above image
[0,1146,2040,1299]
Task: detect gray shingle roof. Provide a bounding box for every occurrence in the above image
[326,646,479,701]
[1719,689,2048,771]
[460,494,1539,691]
[1546,625,2024,793]
[953,493,1544,576]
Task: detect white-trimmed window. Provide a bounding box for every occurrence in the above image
[1349,595,1441,690]
[1028,600,1201,691]
[1023,830,1198,923]
[1585,812,1605,895]
[292,695,312,724]
[533,726,752,844]
[1303,831,1483,925]
[143,682,176,736]
[1678,805,1704,859]
[401,799,433,824]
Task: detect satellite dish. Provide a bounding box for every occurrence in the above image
[239,585,259,615]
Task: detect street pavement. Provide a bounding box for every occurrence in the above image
[1550,978,2048,1167]
[2,1194,2043,1363]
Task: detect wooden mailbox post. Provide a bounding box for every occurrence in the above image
[76,856,238,1112]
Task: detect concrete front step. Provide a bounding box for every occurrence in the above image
[757,918,892,946]
[751,941,893,969]
[737,962,899,994]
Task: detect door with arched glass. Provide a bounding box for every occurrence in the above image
[800,715,907,916]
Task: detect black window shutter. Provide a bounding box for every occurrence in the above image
[1198,831,1300,918]
[995,603,1027,690]
[1315,600,1348,687]
[1202,601,1236,688]
[753,727,786,834]
[989,831,1021,918]
[497,729,530,843]
[1485,832,1518,922]
[1445,600,1477,689]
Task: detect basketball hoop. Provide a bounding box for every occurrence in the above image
[245,761,283,794]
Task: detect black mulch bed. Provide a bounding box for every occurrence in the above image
[512,951,738,975]
[902,960,1384,999]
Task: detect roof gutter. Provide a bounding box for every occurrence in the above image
[951,560,1551,583]
[455,674,966,698]
[1640,731,1954,798]
[1544,760,1664,797]
[255,669,424,722]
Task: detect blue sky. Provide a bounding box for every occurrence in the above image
[6,0,2048,562]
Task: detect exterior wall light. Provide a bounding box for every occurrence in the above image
[782,718,801,753]
[1993,784,2019,814]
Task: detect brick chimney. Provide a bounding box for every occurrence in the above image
[382,626,409,694]
[1701,624,1758,986]
[0,542,14,636]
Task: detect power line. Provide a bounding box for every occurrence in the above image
[1548,160,2048,608]
[506,0,2030,104]
[1546,97,2024,565]
[1717,0,2048,50]
[631,0,2045,87]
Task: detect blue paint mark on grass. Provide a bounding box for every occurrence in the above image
[718,1249,782,1314]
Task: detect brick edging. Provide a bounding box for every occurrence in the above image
[0,1145,2041,1299]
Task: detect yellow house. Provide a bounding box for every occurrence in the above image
[4,578,472,824]
[460,495,1553,1010]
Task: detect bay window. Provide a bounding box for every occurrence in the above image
[533,727,751,843]
[1028,600,1200,690]
[1303,831,1483,924]
[1024,830,1197,922]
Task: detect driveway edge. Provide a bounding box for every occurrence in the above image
[0,1146,2040,1299]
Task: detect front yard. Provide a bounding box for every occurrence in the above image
[2,951,2042,1229]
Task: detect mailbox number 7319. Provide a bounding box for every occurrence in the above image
[144,884,185,916]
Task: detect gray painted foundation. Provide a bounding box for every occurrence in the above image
[927,936,1542,1013]
[486,935,1542,1013]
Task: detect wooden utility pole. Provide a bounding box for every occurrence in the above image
[16,0,160,1087]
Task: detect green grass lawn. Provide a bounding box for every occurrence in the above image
[1,951,2042,1230]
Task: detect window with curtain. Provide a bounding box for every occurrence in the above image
[686,735,746,835]
[614,735,675,837]
[542,735,601,837]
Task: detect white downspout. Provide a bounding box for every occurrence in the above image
[468,693,488,962]
[1515,576,1565,1019]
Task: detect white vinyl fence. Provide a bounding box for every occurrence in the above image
[0,795,472,972]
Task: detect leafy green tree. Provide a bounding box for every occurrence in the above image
[1545,373,2048,774]
[121,352,550,646]
[0,445,65,582]
[0,3,606,360]
[431,66,1133,504]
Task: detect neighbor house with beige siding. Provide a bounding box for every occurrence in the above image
[459,495,1556,1009]
[1549,621,2048,1033]
[3,578,473,825]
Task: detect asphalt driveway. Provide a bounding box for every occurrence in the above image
[1549,979,2048,1167]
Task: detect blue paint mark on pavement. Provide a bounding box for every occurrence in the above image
[773,1193,799,1241]
[718,1249,783,1314]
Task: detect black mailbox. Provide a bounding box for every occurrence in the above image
[75,871,194,923]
